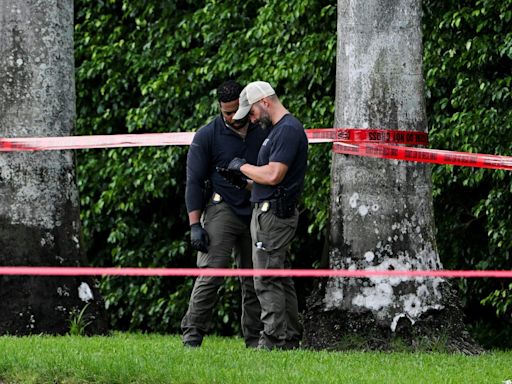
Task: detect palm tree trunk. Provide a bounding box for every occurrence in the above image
[303,0,481,353]
[0,0,106,335]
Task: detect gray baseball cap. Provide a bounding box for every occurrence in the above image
[233,81,276,120]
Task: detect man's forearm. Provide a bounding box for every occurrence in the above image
[188,210,202,225]
[240,162,287,186]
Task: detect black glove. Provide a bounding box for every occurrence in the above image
[227,157,247,172]
[190,223,209,253]
[216,167,247,190]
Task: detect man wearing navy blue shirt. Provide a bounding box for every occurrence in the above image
[228,81,308,350]
[181,80,266,348]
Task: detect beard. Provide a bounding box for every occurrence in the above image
[257,111,272,130]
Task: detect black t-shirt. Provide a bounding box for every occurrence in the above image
[251,114,308,203]
[185,115,268,220]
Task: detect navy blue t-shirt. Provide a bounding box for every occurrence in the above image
[251,114,308,203]
[186,115,268,221]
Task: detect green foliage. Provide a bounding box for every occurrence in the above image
[74,0,334,334]
[74,0,512,346]
[423,0,512,347]
[482,283,512,317]
[68,304,92,336]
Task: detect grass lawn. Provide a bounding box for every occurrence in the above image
[0,334,511,383]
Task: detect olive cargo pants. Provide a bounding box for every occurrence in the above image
[181,201,262,347]
[250,204,302,349]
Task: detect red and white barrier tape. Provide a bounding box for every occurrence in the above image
[333,142,512,171]
[308,128,429,146]
[0,132,196,151]
[0,267,511,278]
[2,128,511,278]
[0,128,427,151]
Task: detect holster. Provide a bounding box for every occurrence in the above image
[272,186,296,219]
[201,179,213,209]
[273,197,296,219]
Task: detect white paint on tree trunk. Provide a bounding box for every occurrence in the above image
[390,313,414,331]
[325,240,446,329]
[57,286,70,297]
[352,282,394,311]
[26,314,35,329]
[72,235,80,249]
[364,251,375,262]
[349,193,359,208]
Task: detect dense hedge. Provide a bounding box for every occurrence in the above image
[74,0,334,334]
[423,0,512,348]
[74,0,511,347]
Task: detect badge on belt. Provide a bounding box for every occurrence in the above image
[212,193,222,203]
[261,201,270,212]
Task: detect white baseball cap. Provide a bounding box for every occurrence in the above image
[233,81,276,120]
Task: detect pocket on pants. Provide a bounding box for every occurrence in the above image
[196,251,209,268]
[254,210,297,253]
[202,201,222,226]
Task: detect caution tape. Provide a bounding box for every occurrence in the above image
[7,128,511,173]
[0,132,196,152]
[3,128,512,279]
[0,128,428,151]
[0,266,511,278]
[307,128,429,146]
[338,129,429,145]
[333,142,512,171]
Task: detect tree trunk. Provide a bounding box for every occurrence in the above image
[303,0,482,353]
[0,0,106,335]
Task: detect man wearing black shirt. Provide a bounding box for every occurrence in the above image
[228,81,308,350]
[181,80,266,348]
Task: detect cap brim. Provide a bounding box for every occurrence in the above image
[233,104,251,121]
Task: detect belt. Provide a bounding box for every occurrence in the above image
[253,199,297,219]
